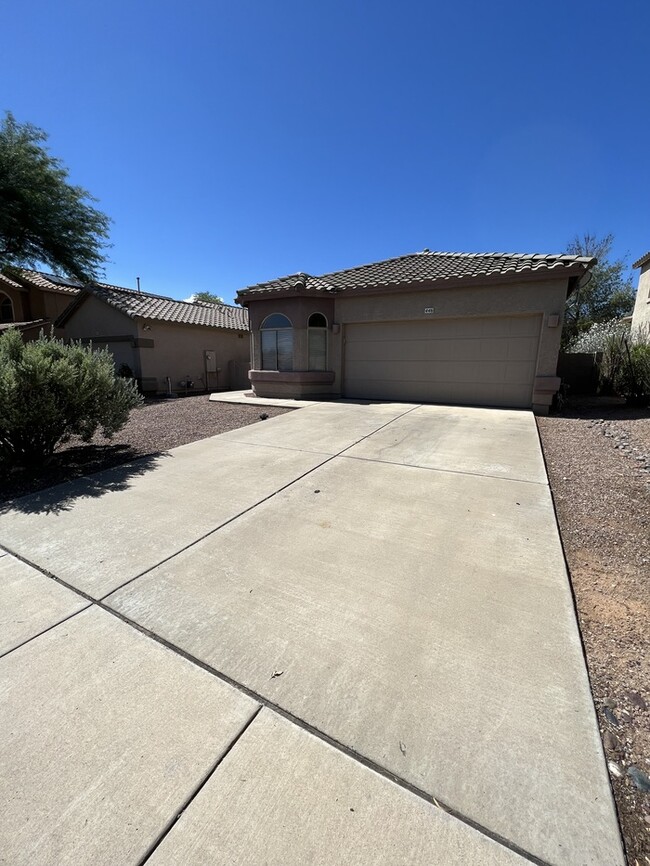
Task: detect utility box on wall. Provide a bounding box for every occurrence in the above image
[204,350,217,373]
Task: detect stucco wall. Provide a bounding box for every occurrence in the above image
[0,285,28,322]
[62,296,140,375]
[631,264,650,335]
[63,295,138,338]
[136,320,250,392]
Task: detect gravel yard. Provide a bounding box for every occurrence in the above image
[538,402,650,866]
[0,396,291,504]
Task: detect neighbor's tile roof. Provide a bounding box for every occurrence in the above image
[83,283,249,330]
[0,273,27,291]
[632,251,650,269]
[16,270,84,295]
[237,250,596,298]
[0,319,49,332]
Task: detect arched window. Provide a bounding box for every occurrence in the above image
[308,313,328,371]
[0,293,14,324]
[260,313,293,371]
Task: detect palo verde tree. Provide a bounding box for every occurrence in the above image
[562,233,635,348]
[0,112,111,281]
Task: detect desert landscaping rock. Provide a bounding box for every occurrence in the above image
[538,403,650,865]
[604,730,622,753]
[627,766,650,793]
[625,691,647,711]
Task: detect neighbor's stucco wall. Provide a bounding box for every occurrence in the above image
[61,295,140,375]
[0,284,29,322]
[631,264,650,335]
[62,295,139,339]
[136,320,250,392]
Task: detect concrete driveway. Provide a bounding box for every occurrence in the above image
[0,402,623,865]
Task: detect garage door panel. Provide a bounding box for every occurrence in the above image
[343,316,541,409]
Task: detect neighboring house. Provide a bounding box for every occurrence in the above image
[236,250,596,414]
[0,269,81,337]
[56,282,249,394]
[631,251,650,334]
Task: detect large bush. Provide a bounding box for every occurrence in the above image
[0,329,143,468]
[566,318,631,353]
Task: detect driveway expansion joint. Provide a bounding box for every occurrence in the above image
[0,544,549,865]
[338,452,550,485]
[99,402,422,602]
[135,705,263,866]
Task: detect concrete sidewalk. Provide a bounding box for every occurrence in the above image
[0,403,624,865]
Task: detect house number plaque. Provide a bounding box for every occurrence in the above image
[424,307,434,314]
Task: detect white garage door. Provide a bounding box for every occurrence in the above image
[343,315,541,408]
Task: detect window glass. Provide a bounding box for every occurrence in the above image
[261,329,278,370]
[308,312,327,371]
[308,328,327,371]
[261,313,291,329]
[260,314,293,371]
[0,294,13,324]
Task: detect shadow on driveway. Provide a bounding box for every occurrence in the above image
[0,450,167,516]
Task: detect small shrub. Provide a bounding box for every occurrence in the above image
[600,331,650,404]
[0,329,143,468]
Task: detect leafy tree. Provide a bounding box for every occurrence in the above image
[0,112,111,281]
[192,290,225,305]
[562,233,635,348]
[0,329,142,467]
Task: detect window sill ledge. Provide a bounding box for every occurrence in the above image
[249,370,335,385]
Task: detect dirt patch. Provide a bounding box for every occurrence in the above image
[537,402,650,865]
[0,396,292,504]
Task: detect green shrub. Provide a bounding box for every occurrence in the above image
[0,329,143,468]
[600,331,650,404]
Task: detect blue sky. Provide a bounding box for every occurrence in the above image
[3,0,648,304]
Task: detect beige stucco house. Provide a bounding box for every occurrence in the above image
[56,282,249,394]
[631,251,650,335]
[0,269,81,338]
[236,250,596,414]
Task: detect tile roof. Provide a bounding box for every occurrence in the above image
[237,250,596,299]
[632,251,650,269]
[61,282,249,331]
[0,319,49,332]
[0,273,27,291]
[15,270,84,295]
[7,270,247,331]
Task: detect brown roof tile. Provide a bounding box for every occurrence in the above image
[8,270,248,332]
[237,250,596,300]
[0,319,50,332]
[0,273,27,291]
[63,283,249,331]
[632,251,650,269]
[16,270,84,295]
